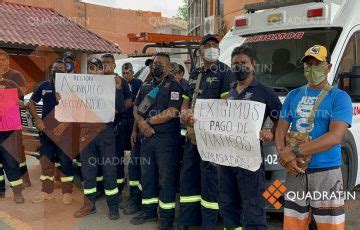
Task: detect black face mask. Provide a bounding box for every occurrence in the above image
[65,62,74,73]
[232,64,252,82]
[152,65,164,78]
[50,69,65,82]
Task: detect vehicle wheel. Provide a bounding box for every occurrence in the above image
[341,147,350,191]
[341,132,357,192]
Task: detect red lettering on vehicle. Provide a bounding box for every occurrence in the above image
[354,106,360,116]
[244,32,305,43]
[295,32,305,39]
[284,32,295,39]
[265,34,274,41]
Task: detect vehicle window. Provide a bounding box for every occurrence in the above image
[219,28,341,91]
[338,34,356,74]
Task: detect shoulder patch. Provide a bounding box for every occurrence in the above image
[171,92,180,101]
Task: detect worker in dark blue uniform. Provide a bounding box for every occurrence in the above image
[74,55,126,220]
[176,64,188,90]
[178,34,235,230]
[218,45,282,230]
[85,58,106,198]
[130,53,184,230]
[29,60,74,205]
[120,63,143,214]
[121,63,142,152]
[101,54,132,201]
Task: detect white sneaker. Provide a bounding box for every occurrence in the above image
[62,193,73,205]
[32,192,54,203]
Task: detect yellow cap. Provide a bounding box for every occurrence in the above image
[301,45,328,62]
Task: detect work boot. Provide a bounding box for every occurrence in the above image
[131,211,158,225]
[74,205,96,218]
[62,193,73,205]
[108,209,120,220]
[32,192,54,203]
[124,201,141,215]
[119,198,131,209]
[22,173,31,188]
[159,221,174,230]
[13,185,25,204]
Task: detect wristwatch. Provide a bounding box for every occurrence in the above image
[292,145,302,157]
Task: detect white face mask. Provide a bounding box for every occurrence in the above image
[203,47,219,62]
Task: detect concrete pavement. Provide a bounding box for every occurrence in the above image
[0,156,360,230]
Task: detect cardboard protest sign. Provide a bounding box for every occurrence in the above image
[55,74,115,123]
[0,88,22,131]
[194,99,266,171]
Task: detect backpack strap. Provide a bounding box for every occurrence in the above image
[307,84,333,133]
[191,72,203,109]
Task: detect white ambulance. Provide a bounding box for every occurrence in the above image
[219,0,360,200]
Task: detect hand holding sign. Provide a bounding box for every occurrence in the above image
[0,89,22,131]
[194,99,266,171]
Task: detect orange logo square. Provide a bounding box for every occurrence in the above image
[263,180,287,209]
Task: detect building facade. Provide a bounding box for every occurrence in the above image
[3,0,186,54]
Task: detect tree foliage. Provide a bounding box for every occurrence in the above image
[176,0,189,21]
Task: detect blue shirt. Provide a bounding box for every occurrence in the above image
[280,86,353,169]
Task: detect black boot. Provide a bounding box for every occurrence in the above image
[131,211,158,225]
[124,200,141,215]
[159,221,174,230]
[108,208,120,220]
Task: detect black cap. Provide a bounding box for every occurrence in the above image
[200,34,219,46]
[178,64,185,74]
[122,62,133,71]
[88,58,103,69]
[145,59,153,66]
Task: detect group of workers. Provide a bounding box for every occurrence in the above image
[0,33,354,230]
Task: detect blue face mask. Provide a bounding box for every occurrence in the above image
[65,62,74,73]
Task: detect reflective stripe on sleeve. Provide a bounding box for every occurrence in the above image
[220,91,229,98]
